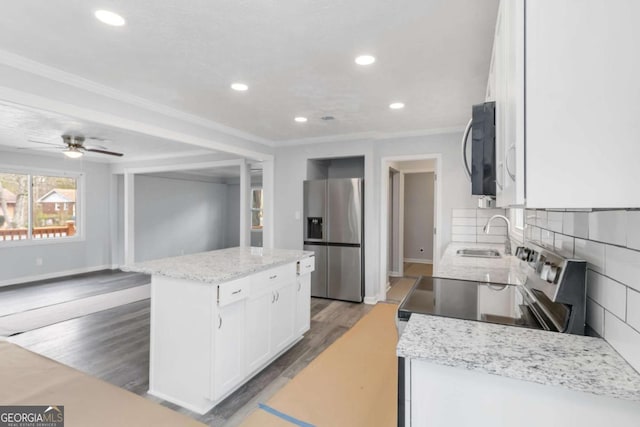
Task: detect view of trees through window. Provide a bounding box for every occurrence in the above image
[0,172,78,241]
[251,188,263,229]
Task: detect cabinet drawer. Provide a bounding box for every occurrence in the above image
[297,256,315,275]
[218,277,249,307]
[250,263,296,293]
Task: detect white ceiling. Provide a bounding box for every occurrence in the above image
[0,0,499,144]
[0,102,216,162]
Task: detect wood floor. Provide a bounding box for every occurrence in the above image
[386,262,432,303]
[9,294,373,426]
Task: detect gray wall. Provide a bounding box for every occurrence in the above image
[226,184,240,247]
[307,157,365,180]
[403,173,434,261]
[274,132,477,300]
[134,175,228,262]
[0,150,112,285]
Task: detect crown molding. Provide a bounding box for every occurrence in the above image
[0,49,275,147]
[274,126,466,147]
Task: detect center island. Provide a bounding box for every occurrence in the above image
[124,247,315,414]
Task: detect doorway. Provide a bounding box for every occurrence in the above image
[380,156,441,303]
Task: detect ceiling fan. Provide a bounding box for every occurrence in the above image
[23,135,124,158]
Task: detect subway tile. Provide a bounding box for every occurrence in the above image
[605,245,640,292]
[452,217,476,226]
[586,270,627,320]
[586,298,605,336]
[525,209,537,226]
[536,210,548,229]
[589,211,627,246]
[526,225,541,245]
[452,234,476,243]
[476,208,506,218]
[574,238,605,273]
[562,212,589,239]
[627,288,640,332]
[477,226,507,236]
[627,211,640,251]
[547,211,563,233]
[541,229,554,248]
[452,226,476,235]
[604,310,640,373]
[554,234,574,258]
[477,235,506,244]
[452,209,476,218]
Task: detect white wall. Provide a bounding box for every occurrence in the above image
[0,150,112,285]
[404,172,434,261]
[134,175,228,262]
[274,131,476,301]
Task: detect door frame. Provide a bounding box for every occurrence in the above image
[379,154,442,301]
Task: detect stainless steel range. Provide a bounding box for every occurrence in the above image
[397,244,587,335]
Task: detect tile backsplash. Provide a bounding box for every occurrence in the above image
[523,208,640,372]
[451,208,507,244]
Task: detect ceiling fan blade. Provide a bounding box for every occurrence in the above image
[27,139,62,147]
[17,146,61,150]
[84,148,124,157]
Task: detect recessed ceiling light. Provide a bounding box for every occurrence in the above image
[355,55,376,66]
[294,117,308,123]
[389,102,405,110]
[231,83,249,91]
[94,10,126,27]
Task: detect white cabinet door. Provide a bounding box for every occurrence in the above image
[494,0,525,208]
[245,290,272,374]
[213,299,245,401]
[525,0,640,208]
[270,280,296,354]
[295,274,311,336]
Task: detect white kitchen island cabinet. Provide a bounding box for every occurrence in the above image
[124,247,314,415]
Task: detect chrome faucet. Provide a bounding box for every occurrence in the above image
[483,215,512,255]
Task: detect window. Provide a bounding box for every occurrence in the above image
[509,207,524,242]
[251,188,263,229]
[0,171,80,242]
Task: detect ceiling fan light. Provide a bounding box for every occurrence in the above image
[63,148,84,159]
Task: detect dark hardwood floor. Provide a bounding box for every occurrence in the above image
[9,295,373,426]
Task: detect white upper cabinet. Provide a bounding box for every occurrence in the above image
[493,0,640,208]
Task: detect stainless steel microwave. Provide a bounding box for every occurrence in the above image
[461,101,496,197]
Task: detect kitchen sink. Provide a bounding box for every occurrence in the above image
[456,248,501,258]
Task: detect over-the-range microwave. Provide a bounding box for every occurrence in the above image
[461,101,496,197]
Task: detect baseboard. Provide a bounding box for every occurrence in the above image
[363,295,379,305]
[404,258,433,264]
[0,264,115,288]
[389,271,403,278]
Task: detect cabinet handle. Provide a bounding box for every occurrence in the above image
[276,291,280,302]
[269,274,277,280]
[218,315,222,329]
[232,289,242,295]
[272,292,276,303]
[505,144,516,181]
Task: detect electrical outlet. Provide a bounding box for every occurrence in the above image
[36,257,43,266]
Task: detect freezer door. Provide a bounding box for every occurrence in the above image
[327,179,362,245]
[303,244,328,298]
[303,180,327,242]
[327,245,363,302]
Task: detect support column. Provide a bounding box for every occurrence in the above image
[262,159,274,249]
[239,160,251,247]
[124,172,135,265]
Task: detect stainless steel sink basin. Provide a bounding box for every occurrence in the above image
[456,248,501,258]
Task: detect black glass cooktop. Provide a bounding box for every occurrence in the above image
[397,276,542,330]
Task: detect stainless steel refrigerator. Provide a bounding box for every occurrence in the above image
[303,178,363,302]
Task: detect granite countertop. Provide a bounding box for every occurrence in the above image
[397,314,640,402]
[435,242,526,285]
[122,247,313,284]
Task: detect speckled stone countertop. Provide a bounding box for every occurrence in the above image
[123,247,313,284]
[397,314,640,402]
[435,243,526,285]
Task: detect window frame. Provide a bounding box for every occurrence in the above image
[250,187,264,231]
[509,207,525,244]
[0,165,85,247]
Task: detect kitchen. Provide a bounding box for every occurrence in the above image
[1,0,640,426]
